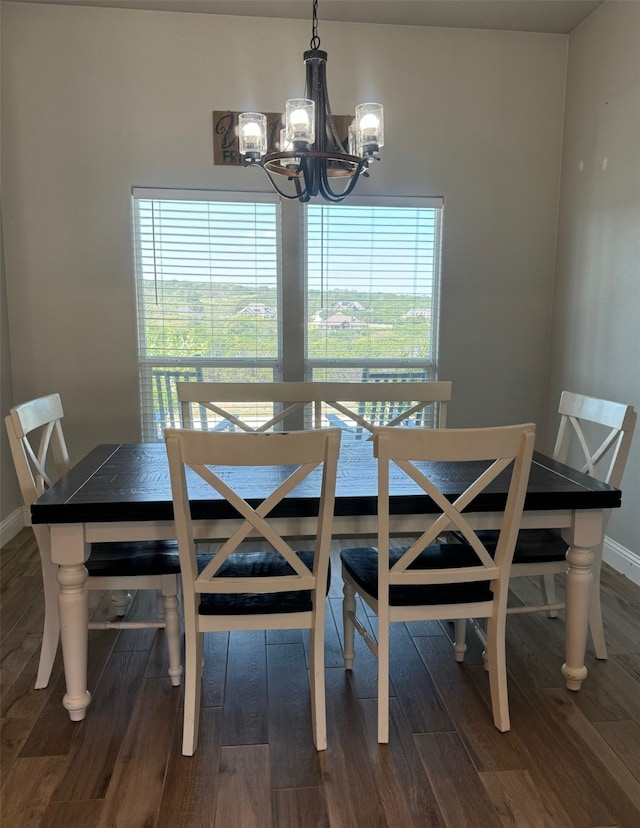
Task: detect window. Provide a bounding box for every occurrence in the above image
[133,189,442,439]
[306,200,441,381]
[133,190,281,438]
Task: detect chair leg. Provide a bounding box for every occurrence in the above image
[588,551,608,660]
[156,590,166,621]
[485,613,510,732]
[111,590,132,617]
[541,574,559,618]
[453,618,468,662]
[182,627,204,756]
[162,575,183,686]
[36,559,61,689]
[377,609,390,744]
[342,579,356,670]
[309,616,327,751]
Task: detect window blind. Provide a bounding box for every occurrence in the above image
[133,189,281,439]
[305,198,442,380]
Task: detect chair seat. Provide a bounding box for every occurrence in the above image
[86,540,181,577]
[341,545,493,606]
[513,529,567,562]
[465,529,568,564]
[196,550,330,615]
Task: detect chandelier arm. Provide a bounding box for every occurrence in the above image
[306,52,326,153]
[319,163,345,203]
[319,158,370,202]
[306,50,345,156]
[319,75,347,155]
[254,165,309,201]
[326,114,348,155]
[300,154,318,202]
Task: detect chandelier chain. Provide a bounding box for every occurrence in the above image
[310,0,321,49]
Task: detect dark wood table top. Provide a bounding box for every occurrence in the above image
[31,442,622,526]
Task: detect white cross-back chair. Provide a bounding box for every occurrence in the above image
[455,391,636,660]
[5,393,183,689]
[340,423,535,742]
[165,426,341,755]
[177,380,450,437]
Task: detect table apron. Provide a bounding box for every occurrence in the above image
[48,509,576,562]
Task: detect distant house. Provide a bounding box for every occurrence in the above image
[237,303,276,318]
[403,307,431,319]
[331,300,366,312]
[318,312,367,330]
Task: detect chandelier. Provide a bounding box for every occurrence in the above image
[238,0,384,203]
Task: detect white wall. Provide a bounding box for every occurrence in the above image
[0,0,24,541]
[550,0,640,571]
[2,3,566,462]
[2,6,566,488]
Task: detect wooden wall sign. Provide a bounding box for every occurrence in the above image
[213,110,352,167]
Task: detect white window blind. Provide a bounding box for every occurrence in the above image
[305,198,442,381]
[133,189,281,439]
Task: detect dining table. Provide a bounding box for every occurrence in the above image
[31,440,621,722]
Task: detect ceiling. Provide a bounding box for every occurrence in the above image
[7,0,606,35]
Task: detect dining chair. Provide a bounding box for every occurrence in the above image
[5,393,183,690]
[454,391,636,660]
[165,426,341,755]
[152,367,205,437]
[177,380,450,438]
[341,423,535,741]
[357,368,432,436]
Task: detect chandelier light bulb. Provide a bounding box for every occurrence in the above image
[286,98,315,146]
[359,113,379,131]
[238,112,267,159]
[243,122,261,137]
[291,109,309,128]
[355,102,384,155]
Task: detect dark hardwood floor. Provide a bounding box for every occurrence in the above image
[1,528,639,827]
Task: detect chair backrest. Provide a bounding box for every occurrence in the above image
[373,423,535,595]
[177,380,451,435]
[153,367,205,437]
[165,427,341,609]
[5,393,71,508]
[553,391,636,488]
[359,369,433,434]
[361,368,428,383]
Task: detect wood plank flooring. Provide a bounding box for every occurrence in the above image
[1,528,639,827]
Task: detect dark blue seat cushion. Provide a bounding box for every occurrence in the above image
[340,545,493,606]
[456,529,568,564]
[196,550,330,616]
[513,529,568,562]
[86,540,181,577]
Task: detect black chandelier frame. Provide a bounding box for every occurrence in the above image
[243,1,381,203]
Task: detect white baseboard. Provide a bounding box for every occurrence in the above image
[603,536,640,587]
[0,507,27,548]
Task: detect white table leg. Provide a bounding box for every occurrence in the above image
[561,510,602,691]
[51,524,92,720]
